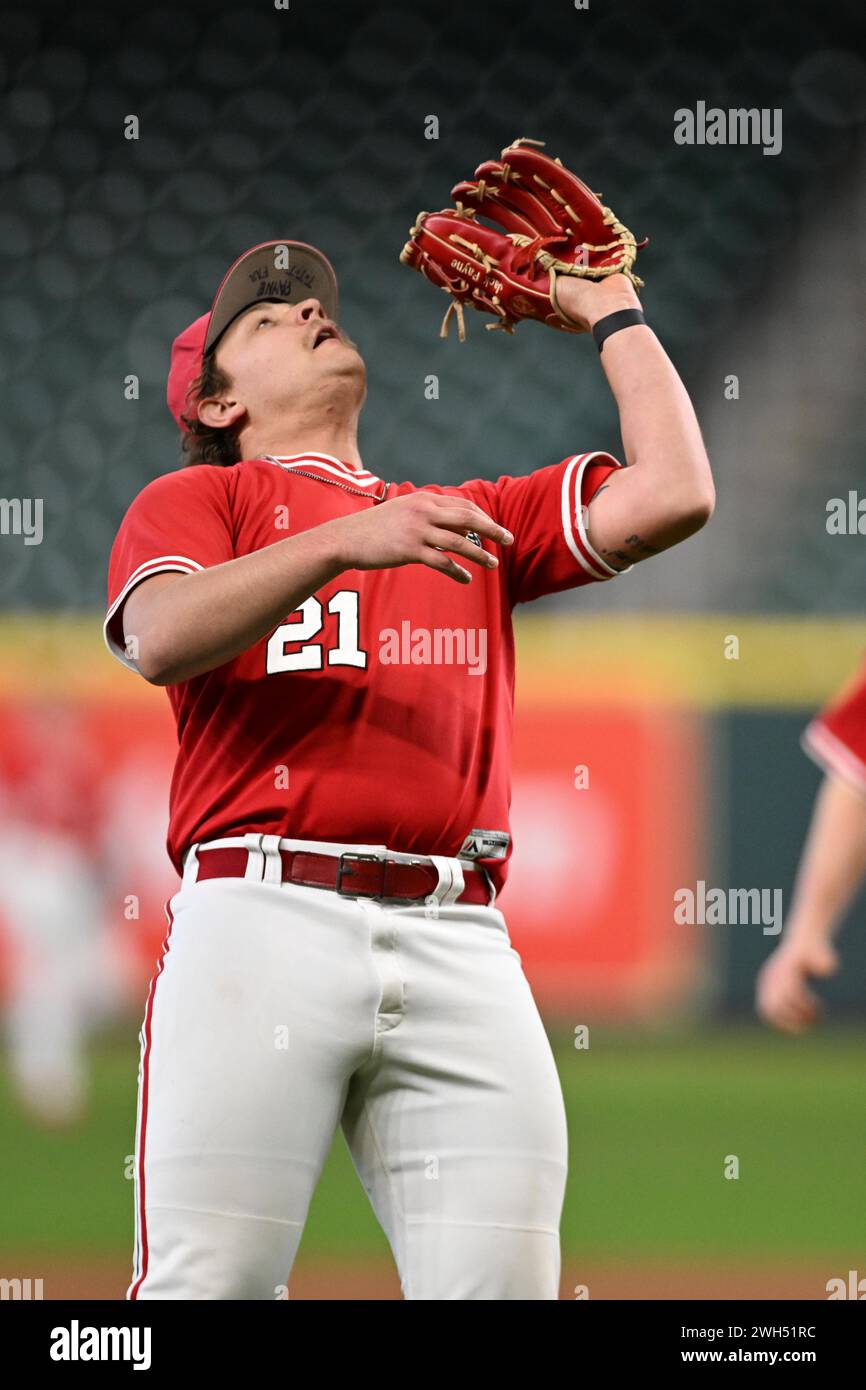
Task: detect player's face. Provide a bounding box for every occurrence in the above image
[213,298,365,423]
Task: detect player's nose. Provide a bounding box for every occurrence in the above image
[294,299,329,325]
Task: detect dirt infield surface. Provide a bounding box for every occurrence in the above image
[4,1255,834,1301]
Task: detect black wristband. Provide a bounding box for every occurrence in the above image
[592,308,646,352]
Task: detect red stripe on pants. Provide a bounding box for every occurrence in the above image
[128,902,175,1300]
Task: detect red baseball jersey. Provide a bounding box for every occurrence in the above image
[802,657,866,797]
[105,451,627,891]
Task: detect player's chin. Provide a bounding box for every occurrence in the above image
[337,335,363,364]
[311,335,359,361]
[324,341,366,378]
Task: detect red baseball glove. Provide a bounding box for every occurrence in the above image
[400,136,645,340]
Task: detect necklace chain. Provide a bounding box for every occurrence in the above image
[274,464,387,502]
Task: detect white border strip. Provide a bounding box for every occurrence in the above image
[802,720,866,800]
[267,454,383,489]
[103,555,203,670]
[560,452,633,581]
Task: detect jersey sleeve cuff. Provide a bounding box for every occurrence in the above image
[561,452,634,582]
[103,556,203,672]
[801,718,866,800]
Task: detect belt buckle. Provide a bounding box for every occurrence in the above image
[335,851,387,898]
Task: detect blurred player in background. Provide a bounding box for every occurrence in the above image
[756,659,866,1034]
[0,707,116,1125]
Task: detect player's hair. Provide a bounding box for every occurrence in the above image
[180,353,242,467]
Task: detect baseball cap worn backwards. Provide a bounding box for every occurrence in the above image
[167,240,339,431]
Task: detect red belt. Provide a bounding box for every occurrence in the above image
[193,846,491,906]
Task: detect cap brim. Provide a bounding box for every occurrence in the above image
[204,241,339,352]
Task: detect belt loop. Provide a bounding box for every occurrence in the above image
[243,832,265,882]
[261,834,283,885]
[428,855,465,907]
[182,843,200,887]
[481,867,497,908]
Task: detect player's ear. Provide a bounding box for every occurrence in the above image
[196,392,245,431]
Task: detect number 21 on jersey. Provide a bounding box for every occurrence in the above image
[265,591,367,672]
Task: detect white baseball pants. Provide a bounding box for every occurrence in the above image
[127,844,568,1301]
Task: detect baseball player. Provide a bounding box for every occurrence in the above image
[105,160,713,1299]
[756,658,866,1033]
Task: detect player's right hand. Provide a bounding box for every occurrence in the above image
[329,492,513,584]
[755,938,839,1034]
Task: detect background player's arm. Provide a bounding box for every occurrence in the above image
[555,275,715,570]
[122,493,511,685]
[755,773,864,1033]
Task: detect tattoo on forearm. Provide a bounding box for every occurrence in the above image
[587,489,660,564]
[624,533,660,556]
[596,532,661,569]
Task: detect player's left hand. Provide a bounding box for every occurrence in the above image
[553,272,642,334]
[400,136,646,340]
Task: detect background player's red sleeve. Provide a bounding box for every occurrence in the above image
[802,656,866,797]
[104,466,235,669]
[476,452,630,605]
